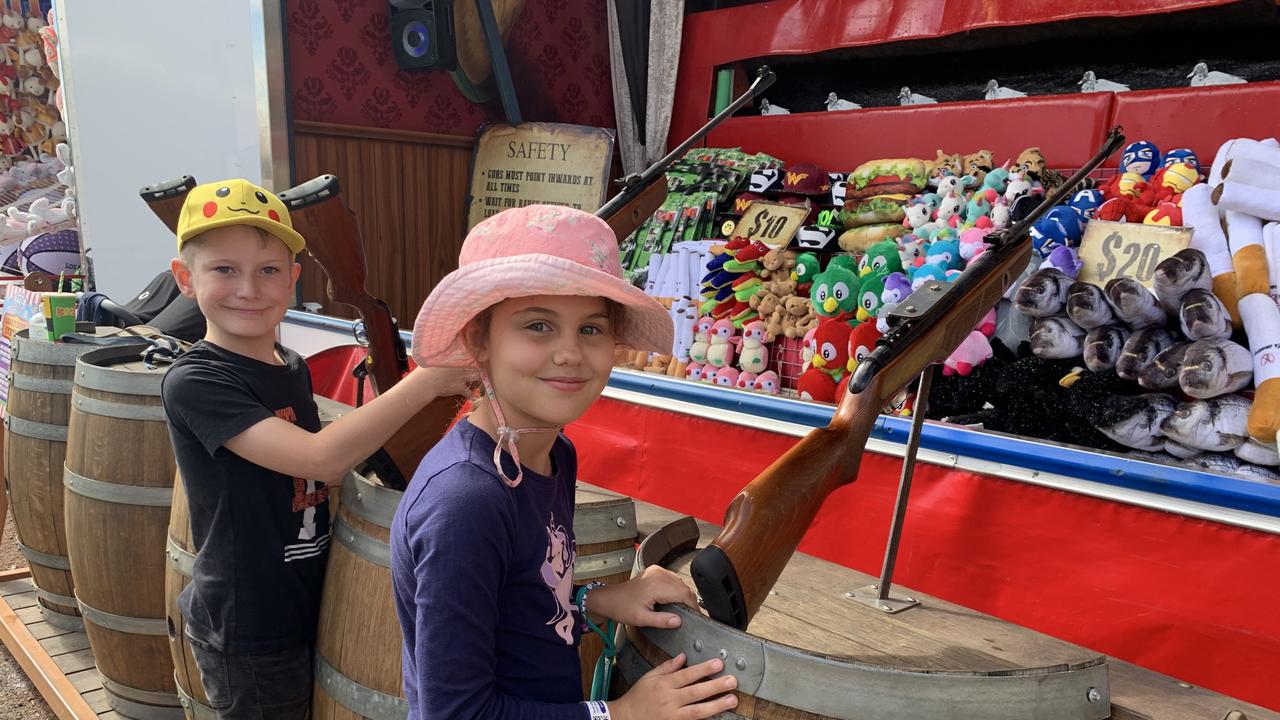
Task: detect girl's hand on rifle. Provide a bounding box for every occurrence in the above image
[405,366,476,401]
[585,565,698,629]
[608,653,738,720]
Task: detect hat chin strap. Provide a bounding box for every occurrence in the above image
[480,371,561,487]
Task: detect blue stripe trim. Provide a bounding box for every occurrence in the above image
[607,370,1280,519]
[283,312,1280,519]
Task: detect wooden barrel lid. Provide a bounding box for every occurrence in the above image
[75,345,169,398]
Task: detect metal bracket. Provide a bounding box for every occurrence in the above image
[886,281,953,327]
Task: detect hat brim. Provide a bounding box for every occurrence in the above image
[410,254,675,368]
[179,216,306,256]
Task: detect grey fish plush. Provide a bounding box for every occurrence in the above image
[1095,393,1177,451]
[1030,316,1086,359]
[1164,439,1203,459]
[1153,248,1213,315]
[1189,453,1280,485]
[1116,327,1176,381]
[1138,342,1191,390]
[1015,268,1073,317]
[1066,282,1117,329]
[1180,338,1254,399]
[1083,325,1131,372]
[1104,277,1167,328]
[1161,394,1250,452]
[1178,289,1232,341]
[1235,438,1280,466]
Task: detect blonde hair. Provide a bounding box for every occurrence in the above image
[179,225,291,266]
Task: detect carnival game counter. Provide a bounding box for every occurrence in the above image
[281,310,1279,710]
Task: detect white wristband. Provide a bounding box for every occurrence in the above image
[585,700,611,720]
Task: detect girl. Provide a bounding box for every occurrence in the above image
[392,205,739,720]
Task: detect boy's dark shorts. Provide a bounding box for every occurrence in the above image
[187,632,312,720]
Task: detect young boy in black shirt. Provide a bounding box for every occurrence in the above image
[161,179,469,720]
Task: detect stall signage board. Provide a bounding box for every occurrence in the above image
[733,200,810,247]
[1077,220,1193,289]
[467,122,614,229]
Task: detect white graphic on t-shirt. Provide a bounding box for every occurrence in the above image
[540,513,576,645]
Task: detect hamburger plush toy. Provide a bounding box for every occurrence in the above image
[838,158,926,252]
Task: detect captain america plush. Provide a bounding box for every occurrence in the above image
[1068,188,1105,220]
[1121,141,1161,179]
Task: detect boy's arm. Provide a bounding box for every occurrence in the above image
[223,367,472,484]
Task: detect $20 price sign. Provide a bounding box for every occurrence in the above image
[1076,220,1193,289]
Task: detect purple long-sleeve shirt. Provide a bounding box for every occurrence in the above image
[391,418,590,720]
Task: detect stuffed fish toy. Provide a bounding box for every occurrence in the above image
[1138,342,1192,391]
[1163,440,1203,460]
[1066,281,1117,329]
[1116,327,1176,381]
[1161,395,1251,452]
[1235,437,1280,466]
[1030,316,1086,359]
[1153,248,1213,315]
[1083,325,1131,372]
[1015,268,1073,317]
[1178,288,1233,341]
[1094,393,1177,452]
[1104,278,1167,328]
[1180,337,1254,399]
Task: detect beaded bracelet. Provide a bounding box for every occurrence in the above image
[574,580,604,630]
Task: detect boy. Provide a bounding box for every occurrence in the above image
[162,179,469,720]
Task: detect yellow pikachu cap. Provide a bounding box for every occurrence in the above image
[176,179,306,255]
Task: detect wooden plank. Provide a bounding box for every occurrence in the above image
[294,120,475,148]
[0,566,32,583]
[66,668,104,694]
[28,620,74,641]
[81,689,110,714]
[17,604,43,624]
[40,631,91,656]
[7,590,38,609]
[0,590,100,719]
[52,647,97,675]
[0,577,36,595]
[98,712,125,719]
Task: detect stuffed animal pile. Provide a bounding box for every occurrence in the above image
[1,8,66,163]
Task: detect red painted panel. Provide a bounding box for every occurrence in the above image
[1106,81,1280,166]
[568,397,1280,711]
[703,93,1115,171]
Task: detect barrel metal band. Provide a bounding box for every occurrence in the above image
[11,374,74,394]
[174,673,219,720]
[102,674,185,708]
[334,514,390,568]
[5,414,67,442]
[102,678,184,720]
[72,390,168,422]
[36,587,78,608]
[17,539,72,570]
[41,606,85,632]
[315,653,408,720]
[617,644,747,720]
[575,504,637,544]
[341,472,401,528]
[64,465,173,507]
[77,595,168,636]
[166,536,196,578]
[574,547,637,581]
[75,355,165,397]
[14,335,86,366]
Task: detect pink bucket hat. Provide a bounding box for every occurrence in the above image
[410,204,674,368]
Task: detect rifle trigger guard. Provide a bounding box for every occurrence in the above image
[352,320,369,346]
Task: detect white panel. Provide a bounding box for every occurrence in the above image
[54,0,264,299]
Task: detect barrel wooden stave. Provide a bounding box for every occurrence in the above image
[165,471,212,718]
[572,487,637,698]
[64,349,179,710]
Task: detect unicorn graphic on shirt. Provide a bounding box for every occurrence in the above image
[540,513,576,645]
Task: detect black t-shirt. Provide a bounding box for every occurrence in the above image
[161,340,330,653]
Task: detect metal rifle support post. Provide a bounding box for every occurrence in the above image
[475,0,522,124]
[852,365,934,614]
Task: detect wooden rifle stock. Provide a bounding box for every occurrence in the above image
[139,175,197,234]
[601,180,668,244]
[692,127,1128,630]
[278,175,464,490]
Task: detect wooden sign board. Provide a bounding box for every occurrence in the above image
[732,200,811,247]
[466,122,614,229]
[1077,220,1193,289]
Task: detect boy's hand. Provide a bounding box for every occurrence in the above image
[586,565,698,629]
[608,653,738,720]
[405,366,475,401]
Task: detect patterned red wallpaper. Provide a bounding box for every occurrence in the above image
[286,0,617,135]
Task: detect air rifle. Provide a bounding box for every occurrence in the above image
[279,175,464,490]
[139,175,198,233]
[691,127,1127,630]
[595,66,775,241]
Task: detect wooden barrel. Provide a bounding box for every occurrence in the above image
[164,471,213,720]
[3,330,111,630]
[312,477,638,719]
[64,345,182,719]
[614,517,1112,720]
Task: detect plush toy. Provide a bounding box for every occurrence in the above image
[943,330,994,376]
[963,150,995,186]
[798,367,838,402]
[713,367,741,389]
[736,371,758,390]
[1015,147,1048,181]
[809,318,853,381]
[1164,148,1200,175]
[1182,183,1240,326]
[701,366,720,385]
[685,362,705,381]
[933,192,964,228]
[705,319,738,368]
[904,202,932,232]
[1121,140,1161,180]
[1219,207,1280,441]
[753,370,781,394]
[800,325,818,371]
[810,262,860,320]
[923,238,962,270]
[1143,202,1183,226]
[846,321,882,373]
[981,168,1011,195]
[1068,188,1105,219]
[859,239,903,277]
[926,149,963,187]
[737,320,769,374]
[688,316,714,363]
[989,201,1011,230]
[792,252,820,297]
[874,271,914,331]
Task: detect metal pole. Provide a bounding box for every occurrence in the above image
[852,365,933,613]
[475,0,522,124]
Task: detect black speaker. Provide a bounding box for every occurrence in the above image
[390,1,456,70]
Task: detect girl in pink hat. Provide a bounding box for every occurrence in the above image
[391,204,739,720]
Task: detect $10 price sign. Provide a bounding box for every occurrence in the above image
[732,200,811,247]
[1076,220,1193,289]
